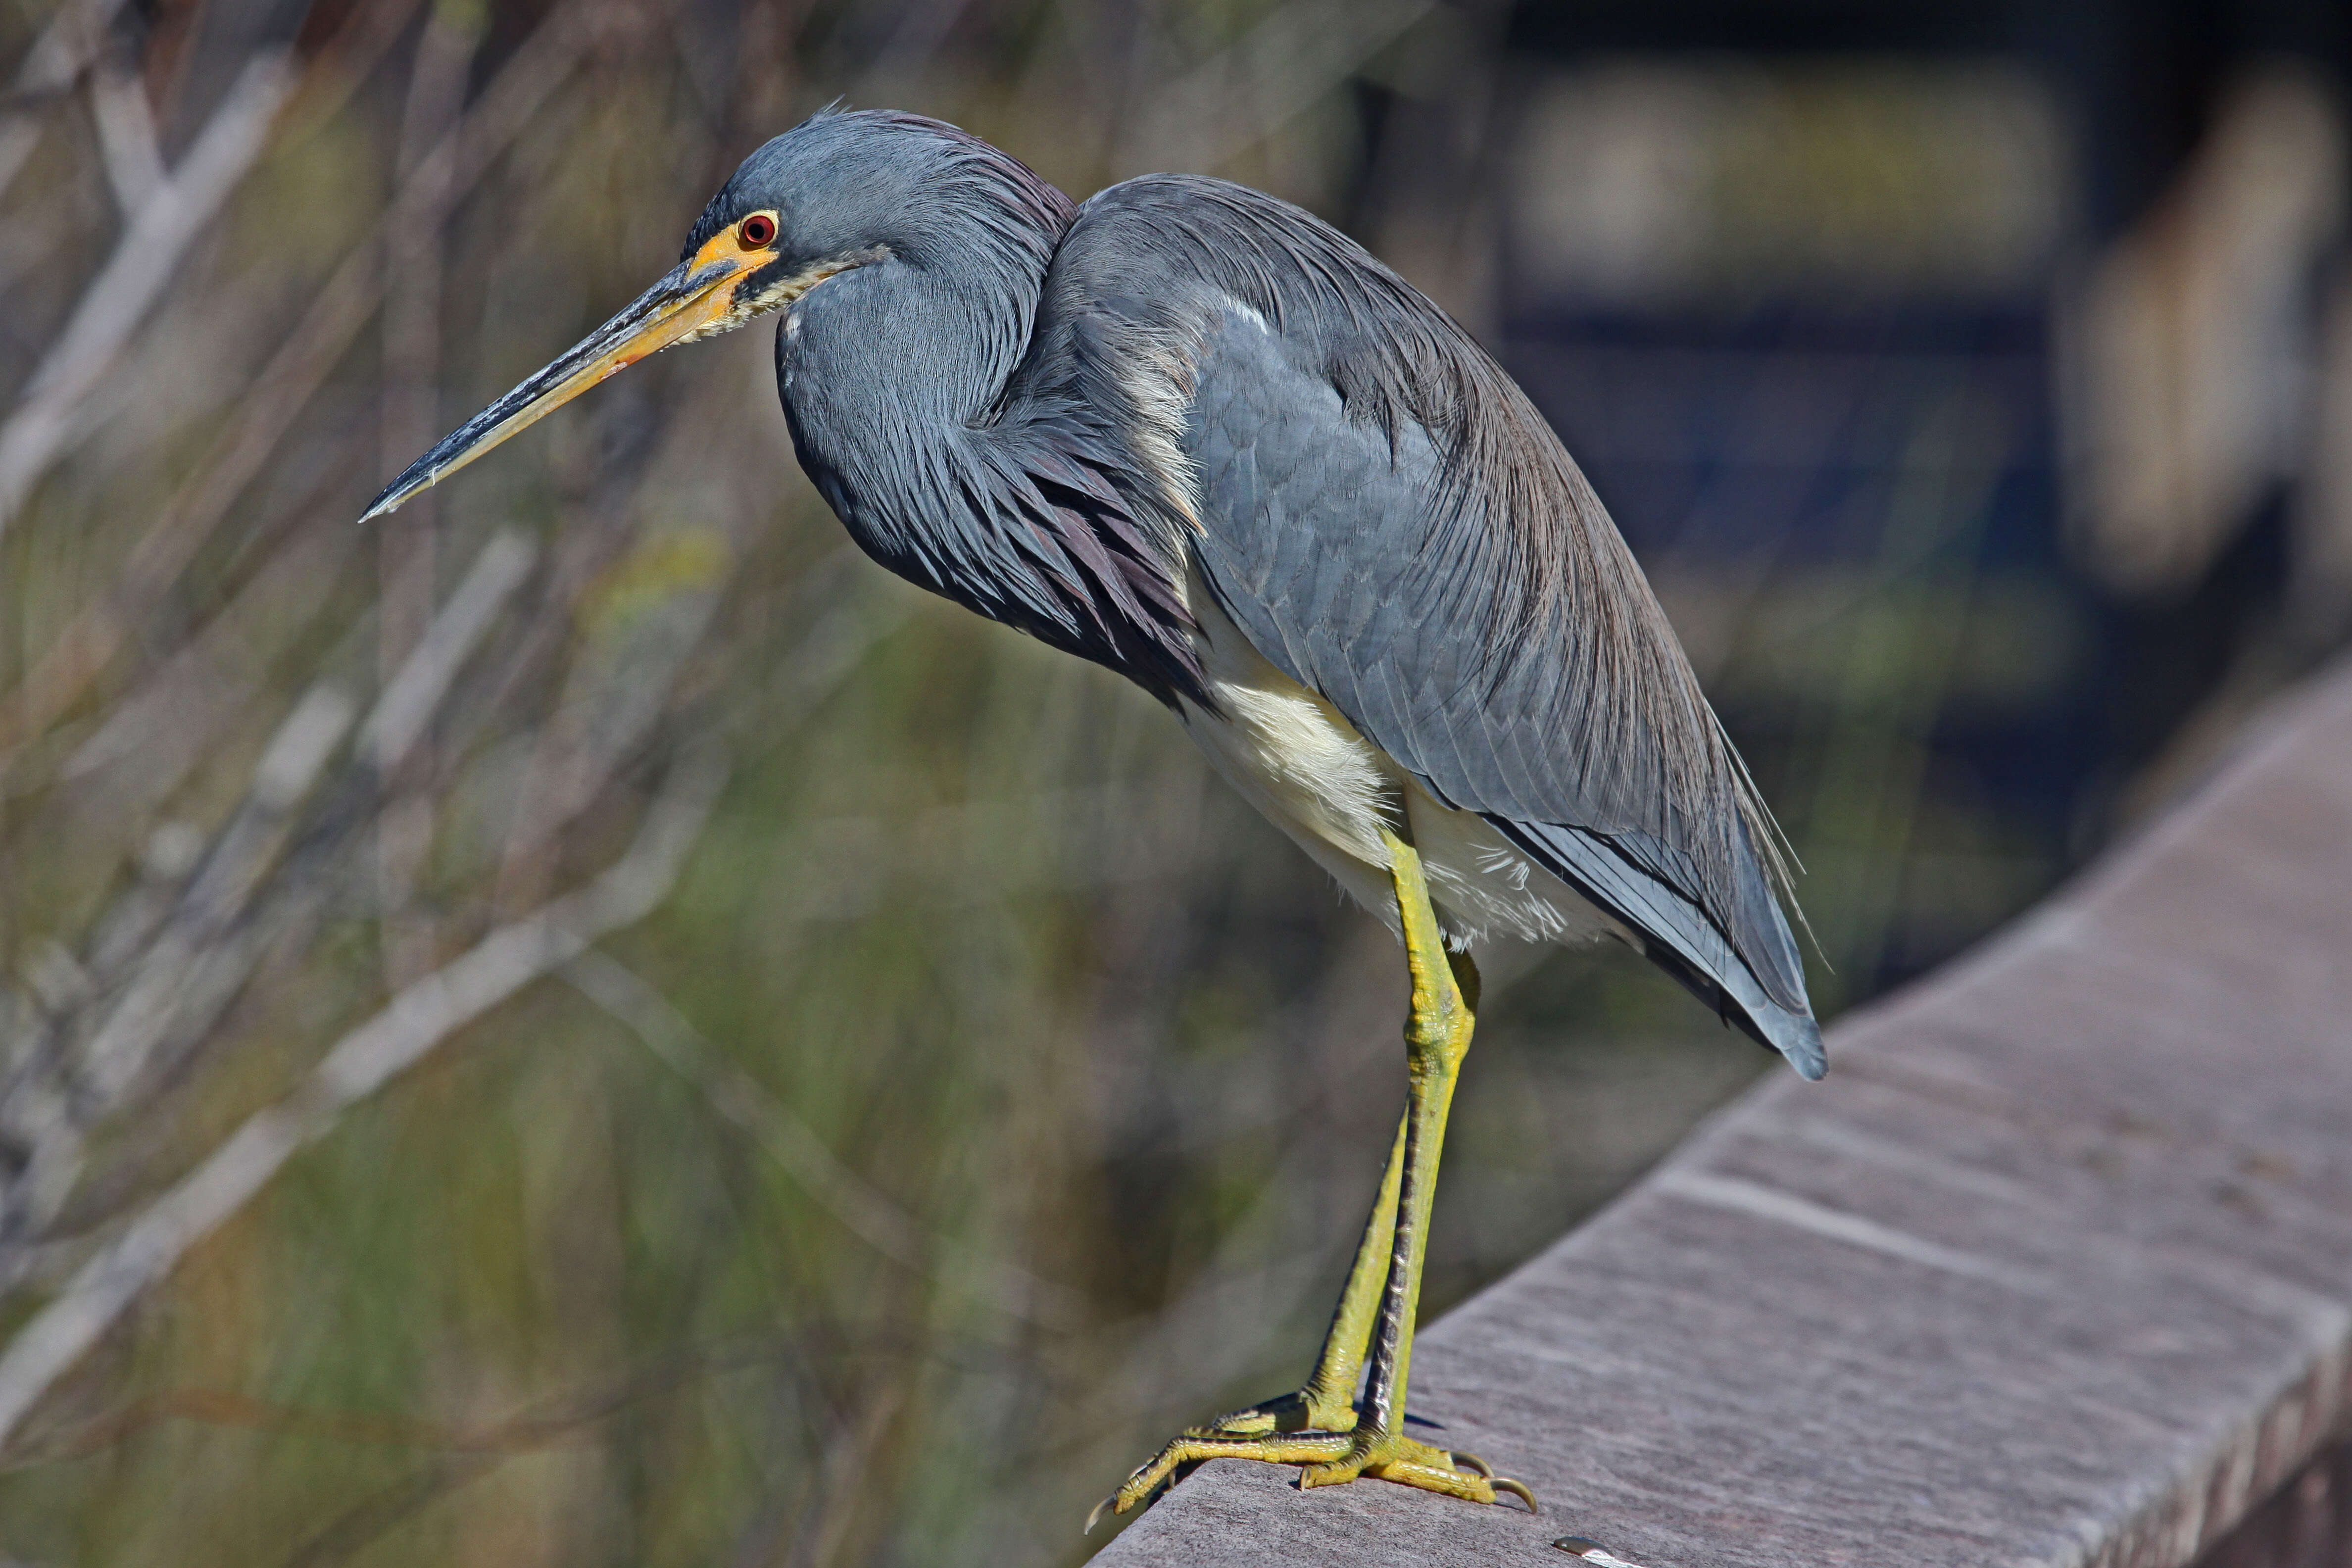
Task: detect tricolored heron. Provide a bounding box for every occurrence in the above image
[365,107,1822,1522]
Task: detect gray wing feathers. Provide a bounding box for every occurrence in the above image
[1045,175,1818,1064]
[1497,819,1823,1078]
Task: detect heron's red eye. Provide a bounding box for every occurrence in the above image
[739,214,776,248]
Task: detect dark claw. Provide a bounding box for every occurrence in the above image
[1450,1449,1494,1477]
[1493,1474,1540,1513]
[1084,1493,1117,1534]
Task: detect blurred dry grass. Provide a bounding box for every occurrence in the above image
[0,1,2050,1564]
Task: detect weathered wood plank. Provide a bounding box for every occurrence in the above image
[1094,662,2352,1568]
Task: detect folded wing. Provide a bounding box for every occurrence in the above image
[1039,175,1823,1078]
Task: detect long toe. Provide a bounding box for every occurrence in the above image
[1095,1429,1356,1524]
[1298,1430,1526,1507]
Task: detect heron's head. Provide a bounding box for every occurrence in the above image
[362,108,1066,522]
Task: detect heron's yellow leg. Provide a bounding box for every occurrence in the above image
[1184,1109,1405,1440]
[1092,834,1535,1526]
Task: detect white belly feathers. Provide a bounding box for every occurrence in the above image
[1175,574,1626,953]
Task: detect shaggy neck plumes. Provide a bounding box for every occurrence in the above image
[775,169,1206,706]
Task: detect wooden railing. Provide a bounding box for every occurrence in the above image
[1094,660,2352,1568]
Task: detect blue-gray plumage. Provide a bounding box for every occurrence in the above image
[364,105,1822,1519]
[1062,181,1816,1071]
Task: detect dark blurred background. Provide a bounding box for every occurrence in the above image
[0,0,2344,1563]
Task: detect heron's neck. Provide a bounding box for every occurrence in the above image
[773,215,1205,707]
[778,248,1041,527]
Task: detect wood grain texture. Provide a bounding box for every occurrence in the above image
[1092,661,2352,1568]
[2189,1439,2352,1568]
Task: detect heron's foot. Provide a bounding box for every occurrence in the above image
[1089,1425,1535,1528]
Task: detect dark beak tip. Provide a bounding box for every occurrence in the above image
[358,484,404,525]
[362,450,447,523]
[360,469,428,524]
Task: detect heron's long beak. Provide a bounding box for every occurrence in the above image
[361,243,755,523]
